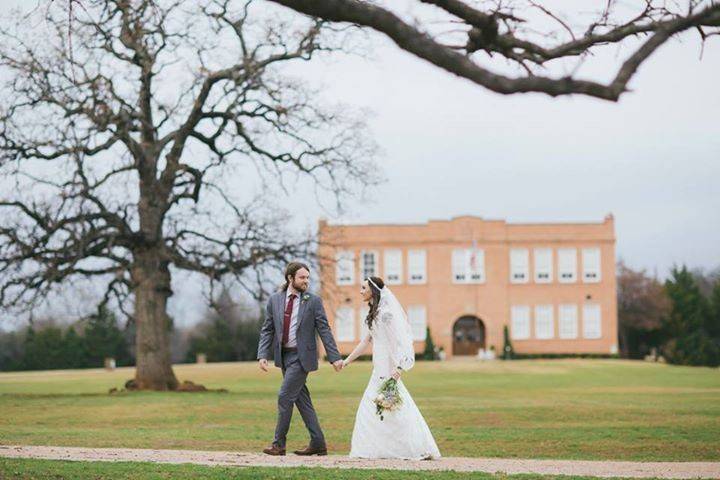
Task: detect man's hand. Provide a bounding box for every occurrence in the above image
[332,360,344,372]
[258,359,269,372]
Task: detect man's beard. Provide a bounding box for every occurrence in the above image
[292,280,307,293]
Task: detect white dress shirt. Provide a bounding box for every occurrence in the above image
[284,288,301,348]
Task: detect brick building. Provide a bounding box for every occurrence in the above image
[317,215,618,358]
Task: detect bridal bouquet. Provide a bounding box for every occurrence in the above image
[374,378,403,421]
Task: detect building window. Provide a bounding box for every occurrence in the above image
[452,249,466,283]
[361,250,378,280]
[408,249,427,284]
[407,305,427,341]
[534,248,553,283]
[359,306,370,339]
[384,249,403,285]
[582,247,602,283]
[582,303,602,339]
[558,248,577,283]
[452,248,485,284]
[534,305,554,339]
[468,248,485,282]
[335,251,355,285]
[558,304,578,339]
[510,305,530,340]
[335,306,355,341]
[510,248,529,284]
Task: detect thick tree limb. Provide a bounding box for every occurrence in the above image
[268,0,720,100]
[1,0,378,316]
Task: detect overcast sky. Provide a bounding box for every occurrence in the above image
[1,1,718,328]
[282,3,720,278]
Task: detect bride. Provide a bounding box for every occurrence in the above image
[342,276,441,460]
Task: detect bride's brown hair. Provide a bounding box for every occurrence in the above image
[364,276,385,329]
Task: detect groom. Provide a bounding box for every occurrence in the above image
[257,261,344,456]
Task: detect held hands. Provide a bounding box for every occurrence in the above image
[260,358,345,372]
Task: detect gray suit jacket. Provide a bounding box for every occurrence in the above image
[257,290,342,372]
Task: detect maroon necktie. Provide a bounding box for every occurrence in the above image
[282,294,296,346]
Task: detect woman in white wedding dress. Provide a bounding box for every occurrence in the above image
[342,276,441,460]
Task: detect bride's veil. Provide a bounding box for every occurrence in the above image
[370,279,416,372]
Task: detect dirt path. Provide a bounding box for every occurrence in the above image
[1,445,718,479]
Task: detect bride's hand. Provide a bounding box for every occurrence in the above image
[391,370,401,380]
[342,359,349,368]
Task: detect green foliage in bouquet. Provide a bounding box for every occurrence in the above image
[374,377,403,421]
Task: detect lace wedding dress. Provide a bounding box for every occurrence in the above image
[346,286,441,460]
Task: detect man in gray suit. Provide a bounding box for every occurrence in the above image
[257,261,344,456]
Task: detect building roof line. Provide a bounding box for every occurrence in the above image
[320,214,614,228]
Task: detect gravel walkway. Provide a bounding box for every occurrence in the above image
[1,445,718,479]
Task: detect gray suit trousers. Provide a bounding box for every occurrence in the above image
[273,350,325,449]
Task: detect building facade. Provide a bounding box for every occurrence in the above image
[317,215,618,358]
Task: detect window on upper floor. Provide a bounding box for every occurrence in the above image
[408,249,427,284]
[558,248,577,283]
[384,249,403,285]
[582,247,602,283]
[534,248,553,283]
[510,248,529,284]
[452,249,466,283]
[335,251,355,285]
[452,248,485,284]
[361,250,378,280]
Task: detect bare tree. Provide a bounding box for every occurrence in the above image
[0,0,377,390]
[617,261,670,359]
[267,0,720,101]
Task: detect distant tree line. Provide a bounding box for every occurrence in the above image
[0,306,132,371]
[0,289,262,372]
[618,263,720,367]
[3,265,718,371]
[184,289,262,364]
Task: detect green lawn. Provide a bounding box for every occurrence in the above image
[0,359,718,461]
[0,458,670,480]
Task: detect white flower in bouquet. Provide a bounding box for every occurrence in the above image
[373,378,403,420]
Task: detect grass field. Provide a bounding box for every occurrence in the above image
[0,359,718,461]
[0,458,671,480]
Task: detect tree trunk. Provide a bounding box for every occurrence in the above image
[618,325,629,359]
[131,248,179,390]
